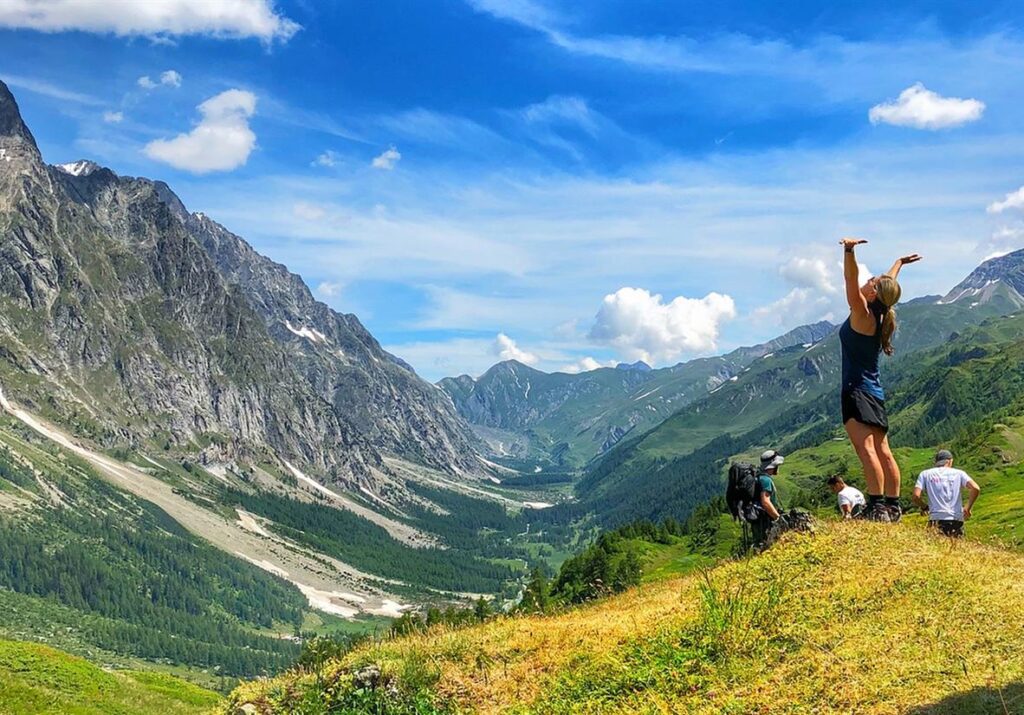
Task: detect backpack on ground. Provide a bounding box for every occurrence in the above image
[726,461,760,523]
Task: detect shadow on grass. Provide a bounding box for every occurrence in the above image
[906,681,1024,714]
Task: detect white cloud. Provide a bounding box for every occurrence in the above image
[977,223,1024,261]
[493,333,538,365]
[371,146,401,170]
[983,249,1012,262]
[313,150,339,167]
[588,287,736,363]
[0,0,299,42]
[778,256,832,291]
[753,255,873,326]
[102,110,124,123]
[559,356,613,374]
[292,201,326,221]
[316,281,341,298]
[465,0,558,29]
[987,187,1024,214]
[139,70,183,90]
[160,69,182,88]
[868,83,984,130]
[144,89,257,174]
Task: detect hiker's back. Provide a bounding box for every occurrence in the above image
[839,316,883,399]
[916,466,970,520]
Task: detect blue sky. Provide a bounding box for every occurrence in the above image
[3,0,1024,380]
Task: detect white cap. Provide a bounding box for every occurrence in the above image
[760,449,785,469]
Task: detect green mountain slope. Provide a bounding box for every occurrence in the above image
[223,523,1024,714]
[0,639,221,715]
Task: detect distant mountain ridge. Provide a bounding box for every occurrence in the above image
[438,320,835,467]
[0,80,479,492]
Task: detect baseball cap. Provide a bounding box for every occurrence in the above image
[760,449,785,469]
[934,449,953,465]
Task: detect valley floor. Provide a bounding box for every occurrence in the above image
[226,521,1024,714]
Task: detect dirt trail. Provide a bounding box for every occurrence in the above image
[0,382,401,618]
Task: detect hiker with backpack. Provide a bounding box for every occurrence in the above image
[912,449,980,538]
[727,450,786,549]
[839,238,921,522]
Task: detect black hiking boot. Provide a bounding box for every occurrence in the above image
[885,503,902,523]
[863,501,892,523]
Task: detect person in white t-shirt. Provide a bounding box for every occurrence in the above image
[827,476,866,519]
[912,449,980,538]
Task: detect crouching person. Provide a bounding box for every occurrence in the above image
[827,476,866,519]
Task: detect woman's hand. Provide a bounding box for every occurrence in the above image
[898,253,922,265]
[840,237,868,249]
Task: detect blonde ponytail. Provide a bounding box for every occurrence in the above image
[880,307,897,356]
[874,275,902,356]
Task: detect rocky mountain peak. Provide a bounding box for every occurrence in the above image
[54,160,103,177]
[940,247,1024,307]
[0,80,41,163]
[616,360,652,372]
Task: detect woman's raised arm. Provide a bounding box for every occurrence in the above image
[840,237,869,315]
[886,253,923,279]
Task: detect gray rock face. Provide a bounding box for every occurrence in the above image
[941,248,1024,308]
[0,80,478,489]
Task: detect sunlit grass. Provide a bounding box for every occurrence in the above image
[226,521,1024,713]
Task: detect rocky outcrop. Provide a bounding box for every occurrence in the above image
[0,80,479,490]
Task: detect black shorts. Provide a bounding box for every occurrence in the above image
[930,520,964,537]
[842,389,888,433]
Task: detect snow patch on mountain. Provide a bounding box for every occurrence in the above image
[55,160,101,177]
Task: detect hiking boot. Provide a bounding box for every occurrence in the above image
[863,501,891,523]
[885,503,902,523]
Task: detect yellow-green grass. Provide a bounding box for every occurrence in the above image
[0,639,222,714]
[225,522,1024,713]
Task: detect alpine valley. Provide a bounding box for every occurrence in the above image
[3,75,1024,714]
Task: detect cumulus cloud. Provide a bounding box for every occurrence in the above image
[292,201,326,221]
[588,287,736,363]
[754,255,872,326]
[102,110,123,123]
[778,256,832,291]
[493,333,539,365]
[559,356,613,374]
[144,89,257,173]
[868,83,984,130]
[313,150,339,168]
[160,69,182,87]
[316,281,341,298]
[138,70,182,89]
[0,0,299,42]
[371,146,401,170]
[987,187,1024,214]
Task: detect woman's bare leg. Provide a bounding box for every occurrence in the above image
[876,432,901,498]
[844,419,884,496]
